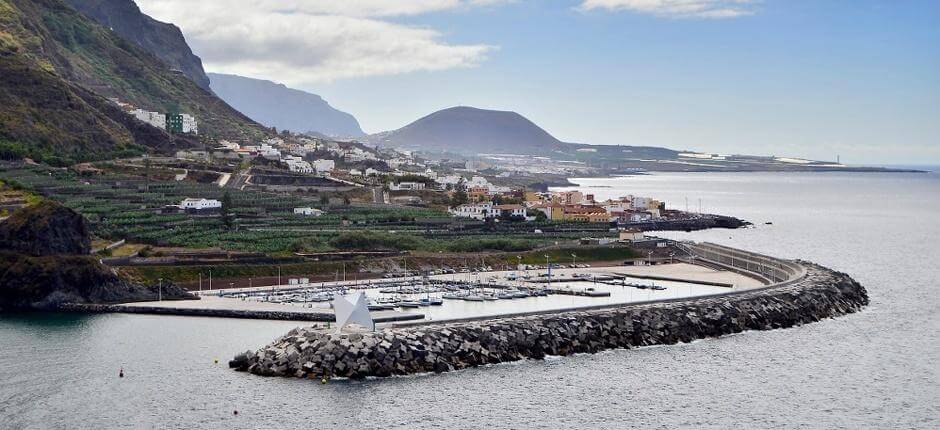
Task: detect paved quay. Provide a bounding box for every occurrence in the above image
[82,296,424,322]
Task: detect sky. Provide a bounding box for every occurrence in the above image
[135,0,939,165]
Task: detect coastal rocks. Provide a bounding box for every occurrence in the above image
[0,201,195,310]
[232,262,868,380]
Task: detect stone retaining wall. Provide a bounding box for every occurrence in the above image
[230,246,868,380]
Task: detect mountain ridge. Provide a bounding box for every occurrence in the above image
[208,73,364,138]
[63,0,212,91]
[368,106,566,155]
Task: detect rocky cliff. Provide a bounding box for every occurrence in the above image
[0,0,268,164]
[64,0,211,91]
[0,201,193,310]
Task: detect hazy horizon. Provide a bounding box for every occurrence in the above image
[136,0,939,165]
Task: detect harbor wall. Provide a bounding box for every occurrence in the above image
[230,244,868,379]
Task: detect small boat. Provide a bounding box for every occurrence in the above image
[463,295,485,302]
[651,285,667,291]
[397,301,421,308]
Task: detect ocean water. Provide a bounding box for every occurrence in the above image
[1,171,938,429]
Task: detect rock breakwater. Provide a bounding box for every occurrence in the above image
[231,260,868,380]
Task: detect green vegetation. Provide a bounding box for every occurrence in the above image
[0,0,269,164]
[0,164,618,257]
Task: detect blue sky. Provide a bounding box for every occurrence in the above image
[139,0,939,164]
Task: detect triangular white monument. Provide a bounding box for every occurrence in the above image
[333,292,374,332]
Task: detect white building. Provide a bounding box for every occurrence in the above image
[493,204,527,219]
[312,159,335,173]
[259,144,281,160]
[180,198,221,211]
[619,229,645,242]
[450,202,495,220]
[293,207,324,217]
[285,158,313,174]
[130,109,165,130]
[180,114,198,134]
[389,182,426,191]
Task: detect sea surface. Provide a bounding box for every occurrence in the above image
[2,171,938,429]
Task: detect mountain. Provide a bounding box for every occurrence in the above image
[63,0,211,91]
[0,0,267,165]
[208,73,364,138]
[370,106,565,155]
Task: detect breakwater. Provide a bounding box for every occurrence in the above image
[230,244,868,379]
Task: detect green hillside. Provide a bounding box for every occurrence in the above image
[0,0,268,165]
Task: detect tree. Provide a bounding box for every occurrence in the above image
[450,189,468,208]
[221,191,235,230]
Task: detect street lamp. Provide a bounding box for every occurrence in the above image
[544,255,552,289]
[571,253,577,267]
[158,278,163,301]
[647,251,653,266]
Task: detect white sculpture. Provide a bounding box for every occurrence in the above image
[333,292,374,332]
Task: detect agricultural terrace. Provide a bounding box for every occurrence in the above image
[0,164,602,254]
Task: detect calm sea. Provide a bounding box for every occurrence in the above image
[1,171,938,429]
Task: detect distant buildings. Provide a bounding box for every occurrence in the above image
[125,102,197,135]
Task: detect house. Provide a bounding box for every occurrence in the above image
[294,207,324,217]
[467,186,490,202]
[493,204,527,219]
[180,198,221,212]
[389,182,426,191]
[450,202,495,220]
[619,229,645,242]
[312,159,335,173]
[283,156,314,173]
[551,191,584,205]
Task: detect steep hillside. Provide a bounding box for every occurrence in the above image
[209,73,364,137]
[0,0,267,164]
[370,106,565,155]
[64,0,211,90]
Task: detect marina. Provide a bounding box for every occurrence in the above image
[106,262,762,323]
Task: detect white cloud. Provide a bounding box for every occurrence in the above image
[135,1,508,83]
[579,0,756,19]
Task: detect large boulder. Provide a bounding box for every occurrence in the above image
[0,201,91,256]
